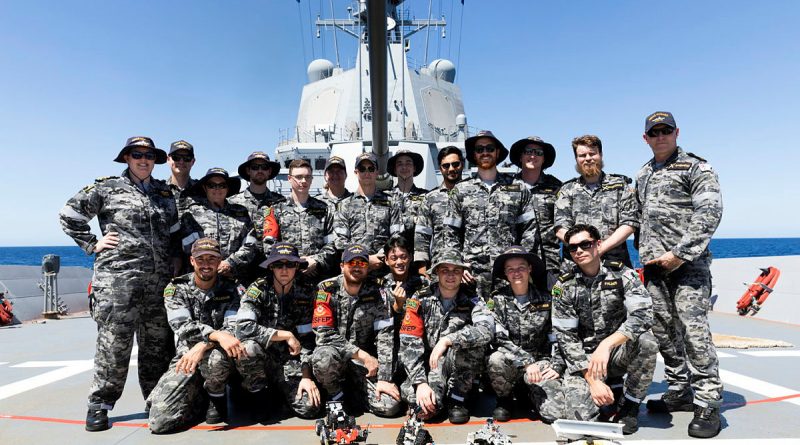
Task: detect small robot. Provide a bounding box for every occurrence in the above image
[314,401,370,445]
[466,419,512,445]
[396,405,434,445]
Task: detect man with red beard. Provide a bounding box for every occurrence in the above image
[554,135,639,267]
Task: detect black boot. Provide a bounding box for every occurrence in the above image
[612,398,641,435]
[492,396,513,422]
[646,387,694,413]
[85,407,110,432]
[447,399,470,424]
[206,395,228,424]
[688,405,721,438]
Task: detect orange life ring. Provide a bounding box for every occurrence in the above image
[736,267,780,316]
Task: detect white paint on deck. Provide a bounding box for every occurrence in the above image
[0,360,93,401]
[716,351,736,358]
[719,368,800,406]
[419,439,800,445]
[739,350,800,357]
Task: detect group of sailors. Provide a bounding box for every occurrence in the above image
[59,110,724,438]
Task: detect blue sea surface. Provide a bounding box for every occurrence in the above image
[1,238,799,268]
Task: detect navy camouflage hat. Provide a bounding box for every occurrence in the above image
[237,151,280,181]
[169,140,194,155]
[645,111,677,132]
[114,136,167,164]
[341,243,370,263]
[430,249,470,273]
[355,152,378,168]
[324,155,347,172]
[509,136,556,169]
[193,167,241,197]
[263,242,307,269]
[387,149,424,177]
[465,130,508,164]
[191,237,222,258]
[491,245,547,289]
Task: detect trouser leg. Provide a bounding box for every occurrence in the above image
[608,331,658,402]
[560,373,598,421]
[312,345,347,397]
[198,347,232,396]
[137,278,173,400]
[486,350,521,398]
[646,270,691,391]
[237,340,268,392]
[147,355,205,433]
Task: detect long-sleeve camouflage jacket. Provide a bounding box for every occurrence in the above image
[635,147,722,264]
[413,183,451,264]
[550,261,653,376]
[488,284,563,374]
[262,196,336,268]
[163,273,242,354]
[333,190,402,255]
[315,189,354,213]
[555,172,639,265]
[398,284,495,385]
[236,276,316,373]
[228,187,287,238]
[311,275,395,381]
[390,184,429,245]
[166,177,200,218]
[513,173,563,273]
[179,200,257,275]
[442,173,541,269]
[59,169,180,279]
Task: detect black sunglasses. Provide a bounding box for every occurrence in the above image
[205,182,228,190]
[523,147,545,156]
[130,151,156,160]
[357,165,377,173]
[646,127,675,138]
[249,164,272,171]
[567,240,596,253]
[473,144,497,154]
[270,261,298,270]
[440,161,462,170]
[170,154,194,162]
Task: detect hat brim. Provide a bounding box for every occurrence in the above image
[237,160,281,181]
[114,147,168,165]
[465,134,508,165]
[509,139,556,169]
[387,151,424,177]
[431,259,471,274]
[192,174,242,198]
[492,250,547,290]
[261,256,308,270]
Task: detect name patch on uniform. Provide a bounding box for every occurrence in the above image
[159,190,172,198]
[502,184,521,192]
[667,162,692,171]
[601,279,622,290]
[212,294,231,302]
[539,187,557,194]
[531,302,551,311]
[359,294,376,303]
[602,183,624,191]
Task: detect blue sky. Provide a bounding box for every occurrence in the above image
[1,0,798,246]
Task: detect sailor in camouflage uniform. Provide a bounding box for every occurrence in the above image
[311,244,402,417]
[148,238,244,432]
[555,135,638,267]
[165,140,200,217]
[262,159,336,282]
[550,224,657,434]
[333,153,402,271]
[229,152,287,283]
[235,243,321,419]
[180,168,257,280]
[59,136,180,432]
[442,130,542,299]
[413,146,464,271]
[398,250,495,424]
[486,246,563,422]
[636,111,724,438]
[509,137,563,280]
[316,155,353,210]
[386,150,429,247]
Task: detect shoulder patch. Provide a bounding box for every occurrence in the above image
[697,163,714,173]
[245,286,262,300]
[163,284,176,298]
[486,298,495,311]
[316,290,331,302]
[404,298,420,311]
[551,283,563,298]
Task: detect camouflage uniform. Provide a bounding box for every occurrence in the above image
[635,147,723,407]
[333,190,402,255]
[229,188,286,283]
[311,275,400,416]
[262,196,336,281]
[167,178,199,218]
[486,285,564,420]
[235,276,320,418]
[383,272,432,371]
[555,173,639,267]
[59,170,179,411]
[549,261,658,421]
[514,173,563,275]
[179,200,257,278]
[316,189,354,213]
[390,185,429,248]
[398,284,494,414]
[147,274,242,433]
[413,183,451,265]
[442,173,541,299]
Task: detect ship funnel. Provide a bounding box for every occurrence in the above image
[428,59,456,83]
[307,59,334,83]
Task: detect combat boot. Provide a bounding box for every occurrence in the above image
[492,396,513,422]
[85,407,110,432]
[646,387,694,413]
[612,398,641,435]
[206,395,228,424]
[447,400,470,424]
[688,405,721,438]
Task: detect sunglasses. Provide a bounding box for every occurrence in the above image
[567,240,596,253]
[270,261,298,270]
[356,165,377,173]
[523,147,545,157]
[440,161,462,170]
[130,151,157,160]
[170,154,194,162]
[646,127,675,138]
[249,164,272,171]
[473,144,497,154]
[205,182,228,190]
[345,259,368,268]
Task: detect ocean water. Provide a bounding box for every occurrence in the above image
[1,238,799,268]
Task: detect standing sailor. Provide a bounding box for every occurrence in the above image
[386,149,429,247]
[165,140,199,217]
[316,155,353,210]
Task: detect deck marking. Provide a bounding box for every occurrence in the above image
[0,360,93,401]
[716,351,736,358]
[739,350,800,357]
[719,368,800,406]
[0,362,8,366]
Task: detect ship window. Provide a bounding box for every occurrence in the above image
[284,160,291,168]
[315,158,326,171]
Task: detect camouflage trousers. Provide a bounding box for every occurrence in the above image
[486,351,564,421]
[88,273,173,409]
[646,255,723,407]
[147,347,232,433]
[463,259,493,301]
[237,340,321,418]
[537,332,658,421]
[312,345,402,417]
